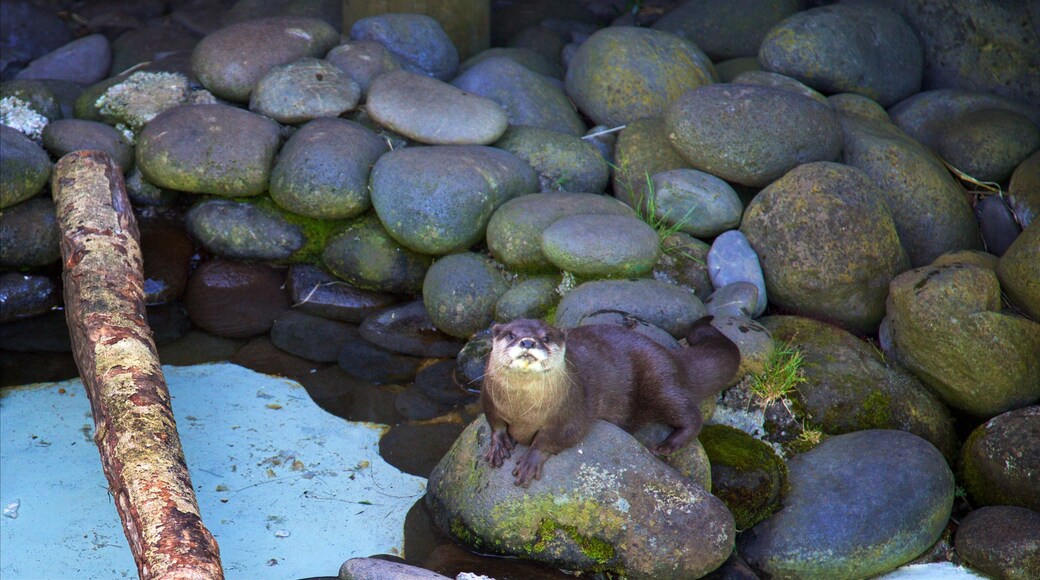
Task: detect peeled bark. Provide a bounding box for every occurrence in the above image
[52,150,223,580]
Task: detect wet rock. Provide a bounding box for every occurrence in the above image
[959,406,1040,511]
[137,104,282,197]
[705,282,759,319]
[231,335,327,378]
[16,34,111,84]
[648,169,743,239]
[541,213,660,278]
[452,56,585,137]
[41,119,134,171]
[269,117,387,219]
[882,263,1040,417]
[486,192,634,272]
[286,264,398,323]
[495,276,559,321]
[938,108,1040,184]
[666,84,842,188]
[366,70,507,145]
[762,315,958,461]
[838,113,981,267]
[828,92,891,123]
[350,13,458,81]
[185,199,305,261]
[612,117,692,209]
[182,259,291,338]
[248,57,360,124]
[997,222,1039,320]
[380,421,467,478]
[426,417,735,578]
[325,41,401,96]
[124,166,177,207]
[340,557,450,580]
[759,2,922,107]
[652,233,713,300]
[0,1,73,80]
[139,218,193,305]
[554,279,706,338]
[1009,151,1039,228]
[109,27,199,75]
[146,302,192,346]
[415,360,474,407]
[699,424,786,530]
[192,16,339,102]
[955,505,1040,580]
[395,387,453,420]
[455,330,492,390]
[0,79,63,121]
[651,0,807,61]
[270,309,354,363]
[322,213,432,295]
[493,126,606,193]
[0,273,59,324]
[460,47,563,79]
[0,310,71,352]
[370,145,537,255]
[0,196,60,268]
[741,162,910,334]
[888,89,1040,153]
[156,329,247,367]
[976,194,1022,257]
[565,26,714,127]
[739,430,954,579]
[338,325,424,383]
[707,231,767,318]
[423,253,509,339]
[295,365,402,425]
[0,125,51,209]
[731,70,827,104]
[360,300,465,358]
[889,0,1040,104]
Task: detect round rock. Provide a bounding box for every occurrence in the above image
[0,272,59,324]
[370,145,537,255]
[998,222,1040,320]
[888,89,1040,153]
[707,231,767,318]
[366,70,507,145]
[0,196,60,268]
[650,0,807,61]
[136,104,282,197]
[699,424,786,530]
[554,279,706,338]
[541,213,660,278]
[493,125,608,193]
[564,26,715,127]
[739,430,954,579]
[41,119,134,171]
[758,2,922,107]
[486,192,635,272]
[666,84,843,188]
[185,199,305,261]
[249,57,361,124]
[958,406,1040,511]
[0,124,51,209]
[321,213,432,295]
[16,34,111,84]
[612,117,692,209]
[269,117,387,219]
[955,505,1040,580]
[423,253,509,338]
[349,13,458,81]
[139,218,193,305]
[650,169,743,238]
[359,300,465,358]
[741,162,910,334]
[324,41,401,96]
[1009,150,1039,228]
[494,276,559,322]
[938,108,1040,184]
[191,16,339,102]
[182,259,291,338]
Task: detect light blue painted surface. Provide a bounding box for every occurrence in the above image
[1,363,427,579]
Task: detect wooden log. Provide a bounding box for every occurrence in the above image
[52,151,223,580]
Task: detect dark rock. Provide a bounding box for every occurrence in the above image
[699,424,786,530]
[828,92,890,123]
[493,125,607,192]
[182,259,291,338]
[955,505,1040,580]
[338,328,424,383]
[423,253,509,338]
[0,196,60,269]
[612,117,692,208]
[137,104,282,197]
[507,25,565,64]
[414,360,474,407]
[325,41,401,97]
[938,108,1040,184]
[16,34,111,84]
[359,300,464,358]
[653,233,713,299]
[705,282,759,319]
[191,16,339,102]
[41,119,134,171]
[1009,150,1039,228]
[0,272,59,324]
[0,310,71,352]
[139,218,193,305]
[578,312,681,351]
[249,57,360,124]
[156,329,247,367]
[379,421,467,479]
[395,387,453,421]
[294,365,402,425]
[976,194,1022,257]
[888,89,1040,153]
[349,13,458,81]
[651,0,807,61]
[460,47,563,79]
[455,330,492,391]
[997,222,1039,320]
[422,542,572,580]
[555,278,706,337]
[495,276,559,322]
[270,310,355,363]
[110,27,199,75]
[322,213,432,295]
[286,264,398,323]
[565,26,715,127]
[125,167,178,207]
[666,84,842,188]
[731,70,827,104]
[0,1,73,80]
[146,302,192,346]
[649,169,744,238]
[959,406,1040,511]
[1,79,63,121]
[185,199,305,262]
[714,57,762,83]
[0,124,51,209]
[739,430,954,578]
[231,335,328,378]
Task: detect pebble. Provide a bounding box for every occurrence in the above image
[707,231,767,318]
[359,300,465,358]
[349,13,458,81]
[366,70,508,146]
[249,57,360,124]
[286,264,398,324]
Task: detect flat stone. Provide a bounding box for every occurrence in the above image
[367,70,507,146]
[185,199,305,262]
[249,57,360,124]
[554,278,706,338]
[541,213,660,278]
[41,119,134,171]
[359,300,465,358]
[286,264,398,323]
[349,13,458,81]
[650,169,743,238]
[16,34,111,84]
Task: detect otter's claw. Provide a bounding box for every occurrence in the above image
[486,429,515,467]
[512,448,549,487]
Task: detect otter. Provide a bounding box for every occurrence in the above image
[482,316,741,487]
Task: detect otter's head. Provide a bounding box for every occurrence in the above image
[490,319,566,374]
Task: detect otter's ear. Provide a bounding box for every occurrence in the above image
[490,323,502,337]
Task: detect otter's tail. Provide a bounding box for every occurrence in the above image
[681,316,741,396]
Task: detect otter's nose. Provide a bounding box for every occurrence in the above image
[518,338,536,349]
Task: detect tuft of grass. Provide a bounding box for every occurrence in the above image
[748,339,807,407]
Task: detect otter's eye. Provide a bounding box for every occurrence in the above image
[506,332,516,340]
[542,335,551,342]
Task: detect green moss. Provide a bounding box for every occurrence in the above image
[855,389,893,428]
[700,424,787,529]
[532,519,617,569]
[233,194,348,264]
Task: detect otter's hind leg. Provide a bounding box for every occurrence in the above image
[652,398,703,456]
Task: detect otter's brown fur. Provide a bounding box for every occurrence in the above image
[482,316,741,486]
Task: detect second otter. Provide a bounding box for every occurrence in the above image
[482,316,741,487]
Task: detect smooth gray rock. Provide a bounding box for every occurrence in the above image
[828,92,891,123]
[555,279,706,338]
[360,300,464,358]
[337,326,424,383]
[185,199,305,261]
[739,430,954,579]
[423,253,509,338]
[938,108,1040,183]
[325,40,400,96]
[370,145,537,255]
[366,70,508,145]
[493,125,608,193]
[349,13,458,80]
[650,169,743,238]
[707,231,767,318]
[705,282,759,318]
[16,34,111,84]
[41,119,134,171]
[0,124,51,209]
[322,213,432,295]
[494,276,559,322]
[731,70,828,104]
[286,264,398,323]
[270,310,354,363]
[340,557,450,580]
[651,0,808,60]
[541,213,660,278]
[249,57,360,124]
[0,272,59,324]
[269,117,387,219]
[888,89,1040,152]
[666,84,842,187]
[0,196,59,268]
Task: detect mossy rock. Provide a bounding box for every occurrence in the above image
[958,406,1040,511]
[0,125,51,209]
[997,222,1040,320]
[612,117,692,211]
[423,252,509,338]
[493,125,608,193]
[699,424,786,530]
[322,213,433,294]
[495,275,559,322]
[185,199,305,262]
[541,214,660,279]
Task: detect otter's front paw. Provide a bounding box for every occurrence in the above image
[512,448,549,487]
[485,429,515,467]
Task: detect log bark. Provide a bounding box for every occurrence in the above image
[52,151,223,580]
